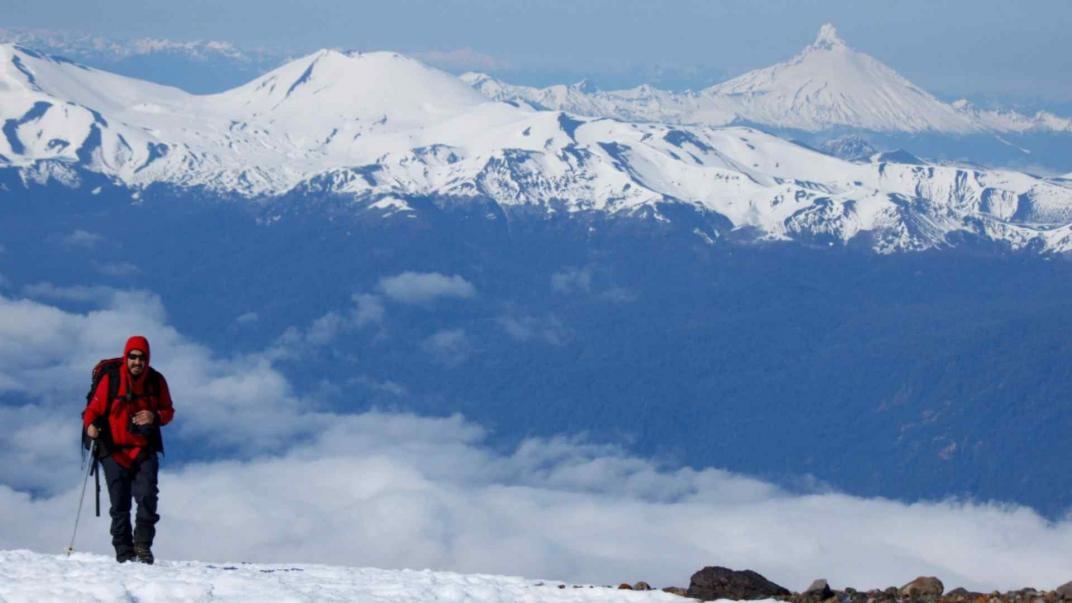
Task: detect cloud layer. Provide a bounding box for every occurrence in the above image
[1,288,1071,590]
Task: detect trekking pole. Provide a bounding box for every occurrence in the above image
[66,439,97,557]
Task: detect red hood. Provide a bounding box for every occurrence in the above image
[124,335,151,366]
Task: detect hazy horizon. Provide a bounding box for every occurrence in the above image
[2,0,1071,109]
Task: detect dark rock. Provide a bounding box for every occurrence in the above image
[837,591,866,603]
[945,587,988,601]
[687,566,792,601]
[900,576,944,599]
[617,583,633,590]
[803,579,834,599]
[1055,582,1072,599]
[663,586,690,597]
[633,581,652,591]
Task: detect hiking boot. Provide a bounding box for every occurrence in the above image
[133,543,154,565]
[115,547,136,563]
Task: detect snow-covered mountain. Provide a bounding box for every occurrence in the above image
[703,24,978,133]
[463,24,1072,135]
[459,73,736,127]
[0,27,284,95]
[950,99,1072,134]
[3,42,1072,253]
[0,27,250,62]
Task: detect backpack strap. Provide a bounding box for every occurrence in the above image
[105,363,121,408]
[146,368,165,455]
[145,368,162,398]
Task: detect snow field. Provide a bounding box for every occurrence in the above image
[0,549,694,603]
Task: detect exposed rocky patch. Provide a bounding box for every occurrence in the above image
[609,569,1072,602]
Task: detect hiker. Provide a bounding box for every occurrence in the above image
[83,335,175,564]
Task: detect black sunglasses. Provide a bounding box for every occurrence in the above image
[127,352,146,361]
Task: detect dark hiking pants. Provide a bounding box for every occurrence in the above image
[101,453,160,553]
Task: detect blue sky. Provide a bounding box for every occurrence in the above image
[4,0,1070,105]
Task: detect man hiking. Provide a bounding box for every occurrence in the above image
[83,335,175,564]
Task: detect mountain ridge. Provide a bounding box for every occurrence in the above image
[3,42,1072,254]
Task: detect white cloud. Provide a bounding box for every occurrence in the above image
[551,267,634,302]
[600,287,636,303]
[551,267,592,294]
[21,282,120,303]
[267,294,386,358]
[306,311,347,346]
[347,375,407,397]
[352,293,385,326]
[421,329,470,366]
[498,314,567,345]
[94,261,139,277]
[235,311,259,325]
[379,272,476,305]
[61,229,104,248]
[1,290,1072,591]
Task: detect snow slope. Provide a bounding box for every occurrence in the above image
[0,550,694,603]
[3,42,1072,252]
[463,25,1072,135]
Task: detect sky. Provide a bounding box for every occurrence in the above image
[2,0,1071,107]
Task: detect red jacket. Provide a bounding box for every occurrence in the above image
[82,336,175,467]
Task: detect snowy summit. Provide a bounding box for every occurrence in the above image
[465,24,1072,134]
[700,24,976,132]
